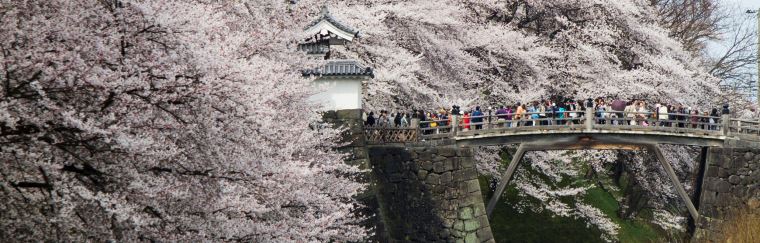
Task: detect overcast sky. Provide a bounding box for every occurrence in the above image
[707,0,759,56]
[707,0,759,100]
[727,0,760,11]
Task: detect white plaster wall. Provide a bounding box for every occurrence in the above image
[309,78,362,110]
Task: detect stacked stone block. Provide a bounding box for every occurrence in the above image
[369,145,495,243]
[696,148,760,238]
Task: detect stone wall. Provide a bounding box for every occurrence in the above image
[696,147,760,239]
[368,144,495,243]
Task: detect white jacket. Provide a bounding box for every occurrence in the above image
[658,106,668,120]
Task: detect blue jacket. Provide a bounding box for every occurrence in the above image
[529,107,539,119]
[472,110,483,123]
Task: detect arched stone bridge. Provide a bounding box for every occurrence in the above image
[350,109,760,242]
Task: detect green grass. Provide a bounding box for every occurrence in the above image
[583,187,660,243]
[481,176,606,243]
[482,153,669,243]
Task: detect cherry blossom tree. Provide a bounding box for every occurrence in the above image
[1,1,365,241]
[298,0,721,111]
[292,0,720,240]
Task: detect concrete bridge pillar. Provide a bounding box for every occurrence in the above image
[368,143,495,242]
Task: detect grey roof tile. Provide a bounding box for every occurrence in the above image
[304,6,359,37]
[302,60,374,78]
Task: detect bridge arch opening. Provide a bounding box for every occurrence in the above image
[483,142,706,240]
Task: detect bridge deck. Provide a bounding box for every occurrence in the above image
[365,110,760,148]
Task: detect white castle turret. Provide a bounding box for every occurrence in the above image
[300,6,373,111]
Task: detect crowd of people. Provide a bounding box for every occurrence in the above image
[364,97,741,133]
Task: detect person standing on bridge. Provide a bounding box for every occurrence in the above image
[515,103,526,127]
[689,109,700,129]
[595,99,606,125]
[429,112,439,133]
[567,100,578,124]
[624,101,636,126]
[418,110,427,133]
[557,103,566,125]
[709,108,719,130]
[440,109,450,133]
[462,111,471,131]
[676,104,686,128]
[506,106,514,127]
[547,101,556,126]
[657,104,668,127]
[379,111,389,127]
[539,101,548,126]
[472,106,484,130]
[496,106,508,127]
[529,102,540,126]
[635,101,648,126]
[367,112,376,127]
[701,111,710,130]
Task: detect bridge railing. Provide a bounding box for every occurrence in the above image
[364,127,418,144]
[592,111,725,136]
[728,119,760,137]
[459,111,585,131]
[363,110,759,143]
[419,118,453,138]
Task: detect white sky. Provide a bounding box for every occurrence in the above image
[727,0,760,11]
[706,0,759,100]
[707,0,759,57]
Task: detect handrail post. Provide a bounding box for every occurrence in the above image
[687,114,692,129]
[451,115,459,137]
[721,115,730,136]
[585,108,593,132]
[411,118,420,140]
[487,113,492,130]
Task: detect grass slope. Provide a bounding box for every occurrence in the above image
[482,156,665,242]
